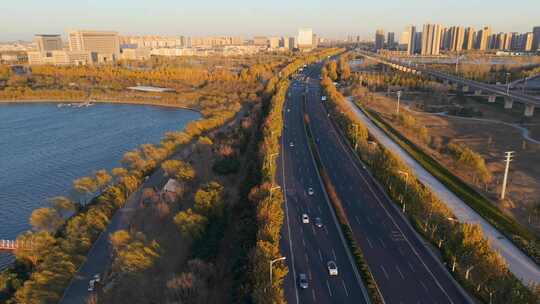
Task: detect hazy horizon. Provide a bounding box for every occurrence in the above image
[2,0,539,41]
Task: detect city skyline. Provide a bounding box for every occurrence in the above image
[1,0,539,41]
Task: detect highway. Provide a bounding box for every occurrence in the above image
[344,97,540,285]
[300,63,472,303]
[279,70,370,304]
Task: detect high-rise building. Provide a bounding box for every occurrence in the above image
[521,32,534,51]
[403,25,416,55]
[476,26,491,51]
[268,37,280,49]
[375,29,385,50]
[387,32,395,48]
[68,30,120,60]
[421,24,442,55]
[449,26,465,52]
[414,32,423,54]
[440,27,451,50]
[297,28,313,49]
[289,37,297,50]
[532,26,540,51]
[463,27,475,50]
[35,34,63,52]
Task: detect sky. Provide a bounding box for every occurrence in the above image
[1,0,539,41]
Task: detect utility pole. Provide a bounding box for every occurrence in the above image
[396,90,402,116]
[500,151,514,200]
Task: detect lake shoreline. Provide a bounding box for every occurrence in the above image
[0,99,201,114]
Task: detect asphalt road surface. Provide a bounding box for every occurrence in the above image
[279,69,370,304]
[301,63,473,304]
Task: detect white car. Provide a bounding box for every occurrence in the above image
[88,279,96,292]
[289,141,294,147]
[321,96,327,101]
[93,274,101,283]
[302,214,310,224]
[327,261,338,276]
[314,217,323,228]
[307,187,314,196]
[287,108,291,112]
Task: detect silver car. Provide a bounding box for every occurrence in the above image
[299,273,309,289]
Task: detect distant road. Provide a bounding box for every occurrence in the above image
[279,71,369,304]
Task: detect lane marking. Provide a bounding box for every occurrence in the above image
[319,249,323,262]
[302,237,306,247]
[305,253,309,264]
[396,265,405,280]
[381,265,390,280]
[318,206,322,214]
[326,280,333,297]
[312,290,317,302]
[408,261,415,272]
[420,280,429,292]
[366,237,374,249]
[332,249,337,261]
[355,216,361,225]
[342,279,349,297]
[379,237,387,249]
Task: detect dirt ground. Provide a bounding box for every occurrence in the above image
[358,90,540,236]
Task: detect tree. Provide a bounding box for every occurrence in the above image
[174,209,208,239]
[47,196,76,217]
[94,169,112,191]
[15,231,56,266]
[29,208,63,233]
[111,231,160,275]
[194,182,224,217]
[161,159,196,182]
[73,176,97,203]
[327,61,338,81]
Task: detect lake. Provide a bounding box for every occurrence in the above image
[0,102,200,268]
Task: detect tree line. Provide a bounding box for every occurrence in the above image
[320,58,539,303]
[0,57,270,303]
[249,48,344,304]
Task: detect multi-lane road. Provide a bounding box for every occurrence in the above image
[280,62,473,304]
[279,69,370,304]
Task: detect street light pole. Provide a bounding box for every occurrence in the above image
[353,124,359,150]
[500,151,514,200]
[397,170,409,213]
[396,90,402,116]
[506,73,511,95]
[269,257,287,291]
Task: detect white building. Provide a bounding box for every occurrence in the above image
[297,28,313,49]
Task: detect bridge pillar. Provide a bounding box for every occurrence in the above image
[462,85,469,92]
[524,104,535,117]
[504,97,514,109]
[488,95,496,103]
[474,89,482,96]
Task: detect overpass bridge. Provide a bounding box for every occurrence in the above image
[359,50,540,117]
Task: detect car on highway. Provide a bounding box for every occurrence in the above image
[289,141,294,147]
[307,187,314,196]
[88,279,96,292]
[321,96,327,101]
[299,273,309,289]
[302,213,310,224]
[327,261,338,276]
[314,217,323,228]
[287,108,290,112]
[93,274,101,283]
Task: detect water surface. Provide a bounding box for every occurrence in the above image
[0,102,200,268]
